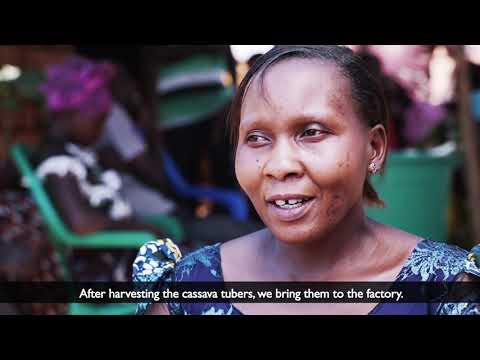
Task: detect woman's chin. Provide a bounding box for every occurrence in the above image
[268,224,328,246]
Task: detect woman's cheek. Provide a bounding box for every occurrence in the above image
[234,147,263,197]
[302,150,352,184]
[304,149,365,204]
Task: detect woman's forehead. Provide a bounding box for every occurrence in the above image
[240,59,354,127]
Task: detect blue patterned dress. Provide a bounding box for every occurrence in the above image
[132,238,480,315]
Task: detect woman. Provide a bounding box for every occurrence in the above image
[133,45,480,315]
[38,57,168,239]
[37,56,260,278]
[37,56,173,281]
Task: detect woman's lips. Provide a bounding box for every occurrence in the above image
[266,197,315,222]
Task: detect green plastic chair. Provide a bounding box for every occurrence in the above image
[9,144,182,315]
[365,148,462,243]
[156,54,235,130]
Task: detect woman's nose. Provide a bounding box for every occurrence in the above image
[263,139,304,181]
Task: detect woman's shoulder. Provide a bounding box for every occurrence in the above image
[173,242,223,281]
[132,239,222,284]
[132,239,182,283]
[132,239,224,315]
[397,239,480,282]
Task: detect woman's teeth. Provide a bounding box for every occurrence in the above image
[273,199,308,209]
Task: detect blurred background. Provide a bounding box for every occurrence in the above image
[1,45,480,314]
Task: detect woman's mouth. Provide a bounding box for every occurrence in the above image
[266,196,315,222]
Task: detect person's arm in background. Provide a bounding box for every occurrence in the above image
[97,103,173,196]
[127,151,173,197]
[97,144,174,199]
[45,174,166,238]
[97,144,171,195]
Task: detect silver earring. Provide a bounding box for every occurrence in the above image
[369,162,378,174]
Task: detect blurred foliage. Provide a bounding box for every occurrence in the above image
[0,68,44,110]
[14,69,44,103]
[0,81,17,109]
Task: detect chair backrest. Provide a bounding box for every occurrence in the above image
[161,150,249,221]
[157,54,231,94]
[10,144,74,246]
[155,54,235,130]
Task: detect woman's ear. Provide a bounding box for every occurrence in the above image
[367,124,388,172]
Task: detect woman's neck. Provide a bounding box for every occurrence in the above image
[265,202,380,281]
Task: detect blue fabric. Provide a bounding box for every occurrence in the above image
[133,239,480,315]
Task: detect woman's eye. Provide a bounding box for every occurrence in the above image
[301,127,327,138]
[247,134,269,144]
[302,129,322,137]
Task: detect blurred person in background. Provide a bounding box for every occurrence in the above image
[39,55,261,252]
[38,57,167,239]
[79,46,242,201]
[356,46,449,148]
[95,63,177,218]
[139,45,239,192]
[37,56,169,282]
[366,45,435,101]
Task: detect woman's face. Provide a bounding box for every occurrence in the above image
[68,111,108,146]
[235,59,376,245]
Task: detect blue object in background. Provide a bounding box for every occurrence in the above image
[471,90,480,122]
[161,150,249,222]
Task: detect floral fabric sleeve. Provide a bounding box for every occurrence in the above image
[132,238,182,315]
